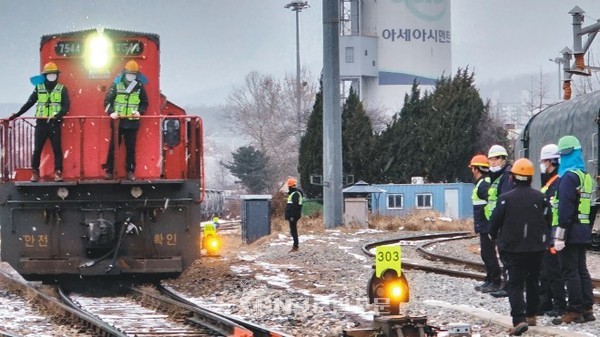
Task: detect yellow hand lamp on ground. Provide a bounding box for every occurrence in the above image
[368,245,410,315]
[202,222,220,256]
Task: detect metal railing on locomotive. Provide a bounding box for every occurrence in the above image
[0,115,205,201]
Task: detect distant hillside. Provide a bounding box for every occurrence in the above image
[477,71,561,106]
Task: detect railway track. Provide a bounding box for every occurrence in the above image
[0,268,101,337]
[0,267,291,336]
[62,284,293,337]
[362,232,600,303]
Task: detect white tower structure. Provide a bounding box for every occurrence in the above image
[339,0,452,115]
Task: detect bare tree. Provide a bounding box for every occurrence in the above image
[525,68,549,114]
[224,71,317,192]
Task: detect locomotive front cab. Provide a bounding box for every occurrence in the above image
[0,29,206,282]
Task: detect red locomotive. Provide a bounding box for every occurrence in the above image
[0,28,217,283]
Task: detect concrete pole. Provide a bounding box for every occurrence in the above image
[295,9,302,144]
[322,0,343,228]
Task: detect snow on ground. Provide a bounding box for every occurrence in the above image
[164,225,600,337]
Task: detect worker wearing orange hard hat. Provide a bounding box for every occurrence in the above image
[9,61,70,182]
[284,177,303,252]
[490,158,552,335]
[469,154,501,295]
[103,60,148,181]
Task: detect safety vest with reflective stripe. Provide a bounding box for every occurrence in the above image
[287,191,303,205]
[114,82,141,120]
[472,177,490,206]
[35,83,63,118]
[557,169,593,225]
[540,174,559,226]
[484,175,502,220]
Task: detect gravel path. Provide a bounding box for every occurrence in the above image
[164,227,600,337]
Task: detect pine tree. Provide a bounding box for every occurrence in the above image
[373,81,428,182]
[223,145,270,194]
[342,88,375,183]
[372,69,507,183]
[298,79,324,198]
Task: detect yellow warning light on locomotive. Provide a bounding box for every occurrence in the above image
[85,31,113,70]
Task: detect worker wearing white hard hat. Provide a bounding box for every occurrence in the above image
[537,143,566,318]
[485,144,515,298]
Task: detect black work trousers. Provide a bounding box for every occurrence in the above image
[105,127,138,173]
[558,244,594,313]
[289,218,299,247]
[480,233,502,285]
[32,122,62,171]
[538,249,566,313]
[501,250,544,326]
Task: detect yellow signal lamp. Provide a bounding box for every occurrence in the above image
[204,234,221,255]
[386,278,409,303]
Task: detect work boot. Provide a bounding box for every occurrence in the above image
[545,309,564,317]
[105,171,114,180]
[526,316,537,326]
[126,171,135,181]
[475,281,490,292]
[54,170,63,182]
[30,169,40,182]
[552,311,585,325]
[481,283,500,293]
[490,288,508,298]
[289,246,299,253]
[583,309,596,322]
[508,322,528,336]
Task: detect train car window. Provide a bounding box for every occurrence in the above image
[163,119,181,147]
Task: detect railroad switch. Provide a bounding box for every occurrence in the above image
[343,315,438,337]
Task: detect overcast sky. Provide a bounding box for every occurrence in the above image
[1,0,600,107]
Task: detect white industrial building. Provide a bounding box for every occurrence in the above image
[339,0,452,115]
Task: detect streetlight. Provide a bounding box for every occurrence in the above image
[285,1,310,143]
[549,57,563,101]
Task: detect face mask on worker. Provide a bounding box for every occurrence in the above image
[489,165,502,173]
[125,73,137,82]
[539,162,547,174]
[46,73,57,82]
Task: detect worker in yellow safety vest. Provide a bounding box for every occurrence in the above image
[552,136,595,325]
[285,178,303,252]
[485,144,515,298]
[9,62,70,182]
[537,144,566,318]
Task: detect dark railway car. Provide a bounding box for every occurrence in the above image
[0,28,216,282]
[516,91,600,249]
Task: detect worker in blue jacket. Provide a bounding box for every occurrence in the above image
[552,136,595,325]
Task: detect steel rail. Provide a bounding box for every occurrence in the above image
[156,285,294,337]
[128,285,255,337]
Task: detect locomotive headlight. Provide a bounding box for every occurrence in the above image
[131,186,142,198]
[85,32,112,69]
[57,187,69,200]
